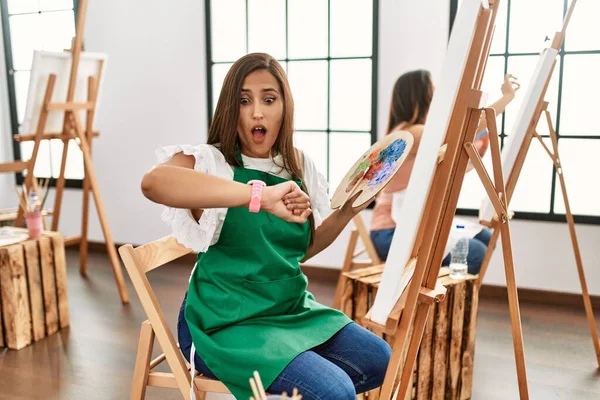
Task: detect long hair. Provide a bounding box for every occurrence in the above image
[386,69,433,134]
[207,53,315,242]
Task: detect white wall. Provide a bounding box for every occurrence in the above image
[376,0,450,140]
[25,0,209,244]
[1,0,599,297]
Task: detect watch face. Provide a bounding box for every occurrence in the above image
[330,130,414,209]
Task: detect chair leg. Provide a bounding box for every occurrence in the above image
[333,229,359,310]
[131,321,155,400]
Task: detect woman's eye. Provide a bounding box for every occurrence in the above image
[264,97,276,104]
[240,98,250,105]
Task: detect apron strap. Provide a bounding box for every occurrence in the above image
[189,344,197,400]
[233,142,244,166]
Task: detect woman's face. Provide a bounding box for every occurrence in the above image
[237,69,284,158]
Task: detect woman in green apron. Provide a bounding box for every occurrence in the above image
[142,53,391,399]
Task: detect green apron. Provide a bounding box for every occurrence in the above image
[184,148,352,400]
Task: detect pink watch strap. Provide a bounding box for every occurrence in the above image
[248,180,266,213]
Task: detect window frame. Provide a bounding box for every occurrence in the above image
[450,0,600,225]
[1,0,82,189]
[204,0,380,185]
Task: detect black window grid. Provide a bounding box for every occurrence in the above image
[1,0,82,189]
[450,0,600,225]
[204,0,380,184]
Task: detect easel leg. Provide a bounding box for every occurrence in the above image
[557,172,600,366]
[379,299,415,399]
[467,108,529,398]
[15,76,57,228]
[71,113,129,304]
[80,140,93,277]
[393,303,430,400]
[51,136,69,232]
[80,147,91,276]
[543,110,600,367]
[497,220,529,399]
[80,76,96,277]
[476,226,500,286]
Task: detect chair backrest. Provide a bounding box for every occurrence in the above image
[351,214,382,265]
[118,236,194,398]
[333,214,383,310]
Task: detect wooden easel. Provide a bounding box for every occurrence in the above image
[361,2,530,399]
[332,214,382,310]
[9,0,129,304]
[476,0,600,367]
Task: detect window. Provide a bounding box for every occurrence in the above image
[452,0,600,223]
[205,0,379,192]
[1,0,82,187]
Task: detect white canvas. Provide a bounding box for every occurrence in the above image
[478,48,558,224]
[370,0,489,325]
[20,50,108,134]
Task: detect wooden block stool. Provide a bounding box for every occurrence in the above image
[339,265,479,400]
[0,227,69,350]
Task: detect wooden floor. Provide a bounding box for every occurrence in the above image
[1,250,600,400]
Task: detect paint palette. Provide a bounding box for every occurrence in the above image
[331,130,414,209]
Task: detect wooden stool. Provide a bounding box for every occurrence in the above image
[340,265,479,400]
[0,227,69,350]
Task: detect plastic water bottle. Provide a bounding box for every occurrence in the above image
[25,191,43,238]
[27,192,42,213]
[450,225,469,279]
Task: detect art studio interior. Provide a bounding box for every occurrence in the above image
[1,0,599,399]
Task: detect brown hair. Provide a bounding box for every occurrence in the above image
[207,53,315,242]
[386,69,434,133]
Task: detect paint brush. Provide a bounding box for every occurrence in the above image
[13,186,27,214]
[249,377,261,400]
[40,178,50,210]
[253,371,267,400]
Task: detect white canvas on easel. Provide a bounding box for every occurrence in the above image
[479,47,558,224]
[370,0,489,325]
[21,50,107,134]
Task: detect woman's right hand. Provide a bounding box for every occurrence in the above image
[261,181,312,223]
[501,73,520,100]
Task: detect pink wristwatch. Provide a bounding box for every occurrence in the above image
[248,180,266,213]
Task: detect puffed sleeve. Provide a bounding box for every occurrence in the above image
[299,149,332,228]
[155,144,226,252]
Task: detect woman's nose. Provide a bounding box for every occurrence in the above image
[252,104,264,119]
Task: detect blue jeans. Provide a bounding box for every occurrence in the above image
[370,227,492,275]
[177,297,391,399]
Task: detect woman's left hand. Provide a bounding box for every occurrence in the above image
[341,191,374,217]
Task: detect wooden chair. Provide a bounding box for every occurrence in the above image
[332,214,383,310]
[118,236,230,399]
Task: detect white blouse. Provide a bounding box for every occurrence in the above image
[156,144,332,252]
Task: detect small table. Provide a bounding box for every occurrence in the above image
[0,227,69,350]
[339,266,479,400]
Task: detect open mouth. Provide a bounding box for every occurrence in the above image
[251,125,267,143]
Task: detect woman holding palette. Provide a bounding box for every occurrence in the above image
[369,69,520,274]
[141,53,390,400]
